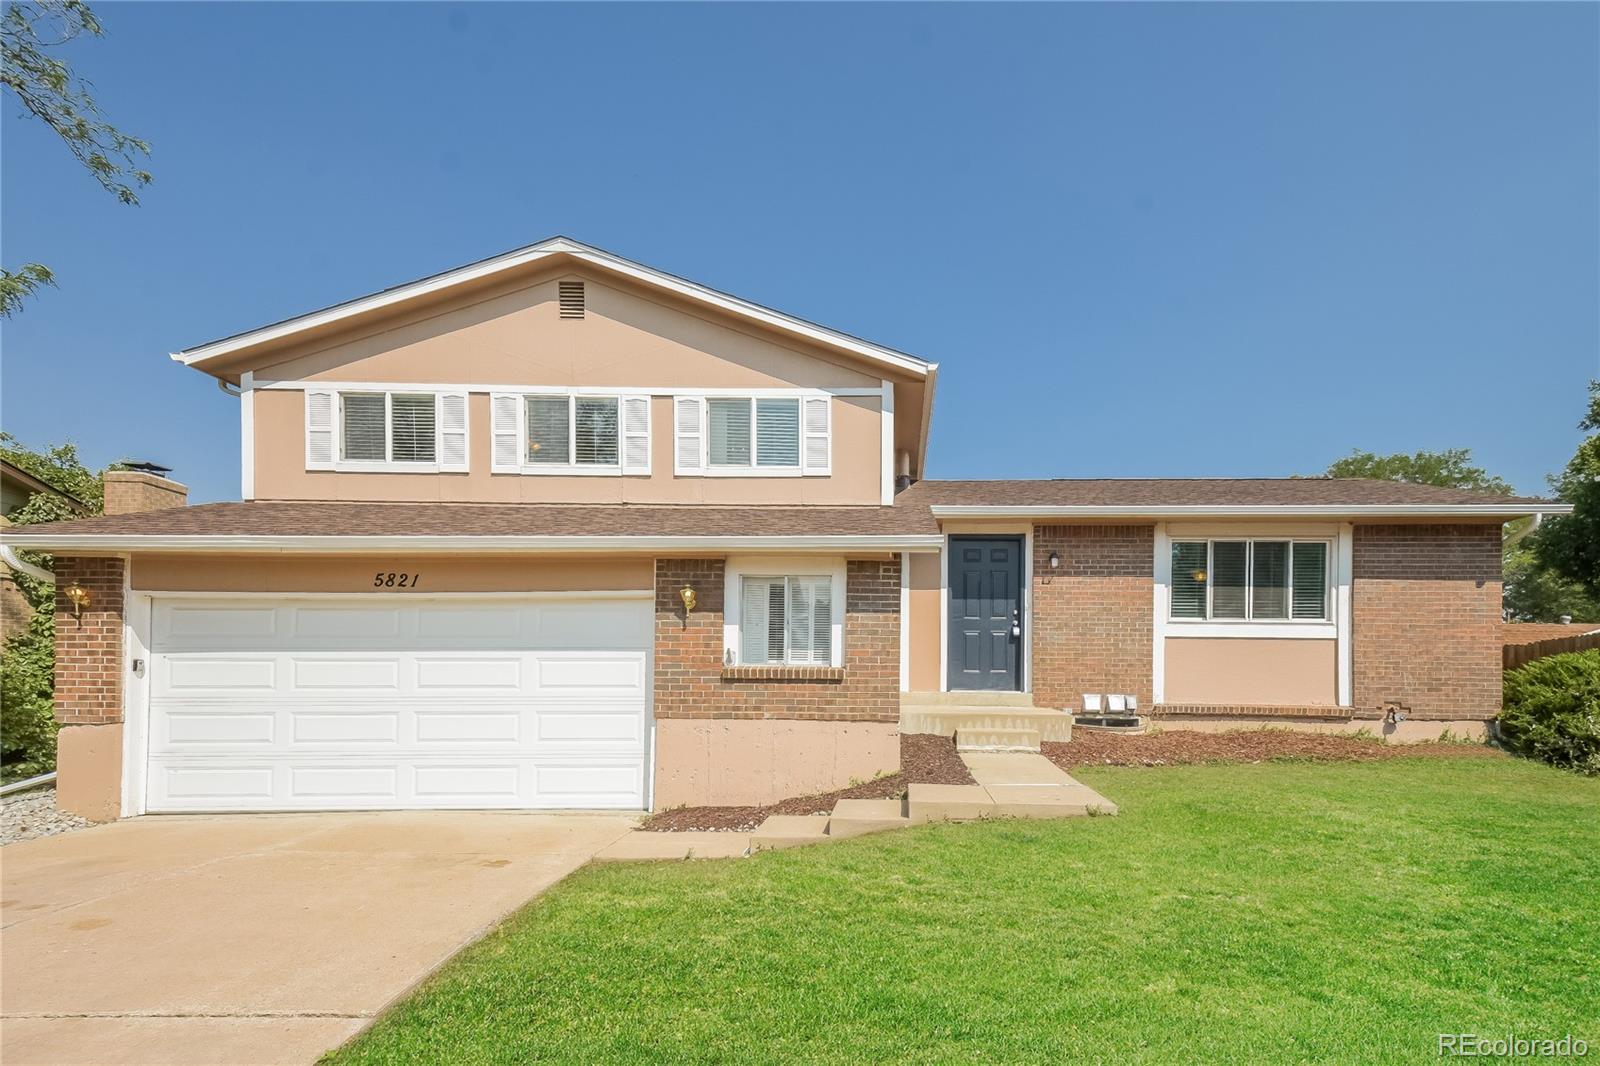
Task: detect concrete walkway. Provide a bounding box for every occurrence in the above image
[0,812,635,1065]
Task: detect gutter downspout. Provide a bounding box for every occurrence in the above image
[1,544,54,584]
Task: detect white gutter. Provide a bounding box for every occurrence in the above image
[0,544,54,583]
[0,533,947,555]
[928,504,1572,520]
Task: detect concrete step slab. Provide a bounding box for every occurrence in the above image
[595,831,752,862]
[960,751,1076,787]
[907,783,994,824]
[956,727,1041,752]
[901,708,1074,742]
[750,815,832,851]
[827,799,911,839]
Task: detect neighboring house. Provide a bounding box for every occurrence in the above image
[1,237,1563,822]
[0,459,89,641]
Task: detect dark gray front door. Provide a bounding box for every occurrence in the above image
[947,536,1023,691]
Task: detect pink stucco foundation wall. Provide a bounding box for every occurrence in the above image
[653,719,899,808]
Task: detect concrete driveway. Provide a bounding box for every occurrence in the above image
[1,811,635,1065]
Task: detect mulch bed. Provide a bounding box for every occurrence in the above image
[641,733,974,832]
[643,729,1506,832]
[1043,729,1507,770]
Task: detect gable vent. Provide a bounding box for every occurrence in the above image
[558,280,585,319]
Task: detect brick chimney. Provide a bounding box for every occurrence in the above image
[103,470,188,515]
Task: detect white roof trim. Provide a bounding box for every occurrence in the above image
[171,236,935,378]
[930,504,1571,519]
[0,532,946,555]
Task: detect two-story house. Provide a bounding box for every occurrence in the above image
[4,237,1558,821]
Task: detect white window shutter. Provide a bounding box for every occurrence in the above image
[305,389,336,470]
[674,396,704,475]
[437,393,469,472]
[802,396,831,475]
[490,393,522,473]
[621,396,651,475]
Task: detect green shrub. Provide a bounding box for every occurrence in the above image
[1,607,58,780]
[1500,650,1600,775]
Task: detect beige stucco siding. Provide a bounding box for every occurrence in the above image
[257,272,888,390]
[252,390,884,504]
[1163,637,1338,706]
[247,269,895,504]
[131,555,653,593]
[907,552,942,691]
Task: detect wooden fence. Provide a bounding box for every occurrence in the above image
[1504,631,1600,671]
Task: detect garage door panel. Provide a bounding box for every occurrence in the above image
[414,710,522,743]
[532,761,644,807]
[160,711,277,746]
[533,602,651,648]
[537,704,646,743]
[293,607,402,638]
[158,605,279,641]
[416,606,524,640]
[414,657,524,690]
[535,656,646,696]
[146,596,651,812]
[291,710,402,744]
[160,657,278,691]
[414,764,521,800]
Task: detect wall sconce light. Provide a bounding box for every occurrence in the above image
[1048,551,1060,570]
[63,583,91,618]
[679,585,697,615]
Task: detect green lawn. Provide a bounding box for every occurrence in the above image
[329,758,1598,1065]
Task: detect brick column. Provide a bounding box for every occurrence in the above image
[53,556,126,821]
[1030,525,1154,710]
[1352,524,1502,719]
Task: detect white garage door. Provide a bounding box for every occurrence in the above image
[144,596,652,812]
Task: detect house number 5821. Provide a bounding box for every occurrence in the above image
[373,572,420,588]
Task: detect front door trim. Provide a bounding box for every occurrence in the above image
[944,533,1028,692]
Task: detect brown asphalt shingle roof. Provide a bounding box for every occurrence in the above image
[1,479,1550,543]
[1,501,940,539]
[897,478,1553,509]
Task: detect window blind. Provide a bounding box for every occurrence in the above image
[789,577,832,664]
[526,396,570,464]
[390,394,436,463]
[574,397,619,465]
[1251,541,1289,619]
[708,398,751,466]
[741,577,785,665]
[341,394,386,461]
[740,575,833,665]
[1170,542,1208,619]
[1292,542,1329,620]
[756,398,800,467]
[1211,542,1248,619]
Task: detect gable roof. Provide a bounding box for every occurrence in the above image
[897,478,1564,519]
[171,236,937,381]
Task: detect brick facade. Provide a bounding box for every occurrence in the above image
[653,557,900,722]
[53,556,126,726]
[1352,524,1503,720]
[1030,525,1154,710]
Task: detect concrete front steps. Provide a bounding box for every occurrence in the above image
[900,691,1073,747]
[595,751,1117,862]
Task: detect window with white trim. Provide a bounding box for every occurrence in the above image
[739,575,834,665]
[675,394,830,476]
[1170,540,1329,621]
[305,388,468,472]
[489,392,650,476]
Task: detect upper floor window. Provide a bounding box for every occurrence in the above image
[341,392,436,463]
[305,389,468,472]
[1170,539,1329,621]
[676,394,830,477]
[490,391,650,476]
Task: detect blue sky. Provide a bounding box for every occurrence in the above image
[3,2,1596,503]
